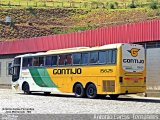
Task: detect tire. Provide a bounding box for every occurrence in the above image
[86,84,97,99]
[74,83,85,98]
[44,92,51,95]
[109,94,119,100]
[22,82,31,94]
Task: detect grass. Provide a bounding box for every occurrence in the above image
[0,1,160,40]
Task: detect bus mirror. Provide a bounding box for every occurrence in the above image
[9,67,14,75]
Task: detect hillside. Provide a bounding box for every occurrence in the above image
[0,8,159,41]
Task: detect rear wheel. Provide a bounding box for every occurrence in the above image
[109,94,119,100]
[86,84,97,99]
[74,83,85,98]
[22,82,31,94]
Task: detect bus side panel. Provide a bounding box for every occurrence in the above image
[47,66,117,94]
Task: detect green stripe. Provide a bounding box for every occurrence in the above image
[38,69,57,87]
[29,68,57,88]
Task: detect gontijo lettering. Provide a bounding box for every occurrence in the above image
[123,59,144,64]
[53,68,82,74]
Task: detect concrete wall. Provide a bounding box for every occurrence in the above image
[0,55,17,85]
[146,48,160,90]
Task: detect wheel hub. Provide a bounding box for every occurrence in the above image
[76,87,81,95]
[88,88,94,95]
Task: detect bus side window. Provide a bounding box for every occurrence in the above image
[90,51,98,64]
[28,58,32,67]
[81,53,89,65]
[23,58,28,67]
[33,57,39,66]
[52,56,58,66]
[22,58,32,67]
[73,53,81,65]
[106,49,117,64]
[32,57,44,67]
[99,51,107,64]
[65,54,72,65]
[106,50,112,64]
[112,50,117,64]
[39,57,44,66]
[59,55,66,66]
[45,56,52,66]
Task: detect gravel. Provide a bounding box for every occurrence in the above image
[0,89,160,114]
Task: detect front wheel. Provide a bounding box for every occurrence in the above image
[22,82,31,94]
[86,84,97,99]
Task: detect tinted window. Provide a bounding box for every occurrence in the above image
[23,58,28,67]
[39,57,44,66]
[28,58,32,66]
[33,57,39,66]
[99,51,106,64]
[22,58,32,67]
[73,53,81,65]
[52,56,58,66]
[112,50,117,64]
[90,52,98,64]
[59,55,66,65]
[45,56,52,66]
[106,49,117,64]
[14,58,21,65]
[32,57,44,66]
[81,53,89,65]
[66,54,72,65]
[106,50,112,64]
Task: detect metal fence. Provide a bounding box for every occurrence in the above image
[0,0,159,9]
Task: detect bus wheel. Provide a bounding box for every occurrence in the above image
[74,83,85,98]
[44,92,51,95]
[22,82,31,94]
[109,94,119,100]
[86,84,97,99]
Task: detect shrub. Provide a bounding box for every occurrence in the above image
[72,26,87,31]
[150,0,158,9]
[91,2,98,9]
[26,7,36,16]
[128,1,137,8]
[109,3,115,9]
[52,27,64,34]
[114,2,119,9]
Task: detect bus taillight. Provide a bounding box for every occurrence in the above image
[119,77,123,84]
[144,77,146,83]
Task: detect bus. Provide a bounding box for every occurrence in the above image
[11,43,146,99]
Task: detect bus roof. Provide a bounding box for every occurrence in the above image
[14,43,135,58]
